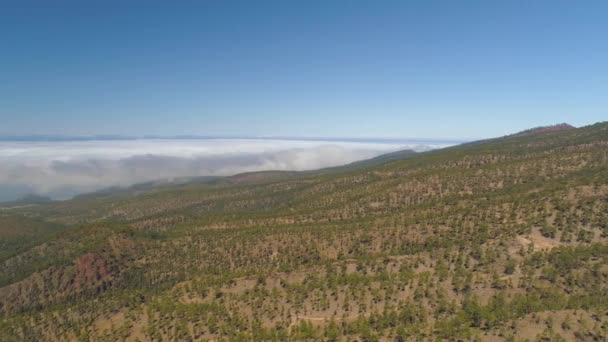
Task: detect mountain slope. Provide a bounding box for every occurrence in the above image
[1,122,608,341]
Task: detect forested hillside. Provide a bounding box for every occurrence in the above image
[1,122,608,341]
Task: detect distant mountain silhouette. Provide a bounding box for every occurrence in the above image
[0,194,53,208]
[511,123,576,137]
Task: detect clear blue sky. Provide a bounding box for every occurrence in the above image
[1,1,607,139]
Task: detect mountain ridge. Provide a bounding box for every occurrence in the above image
[510,123,576,137]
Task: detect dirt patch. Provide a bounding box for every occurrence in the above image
[517,233,561,251]
[75,253,111,288]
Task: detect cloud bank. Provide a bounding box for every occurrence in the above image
[0,139,453,201]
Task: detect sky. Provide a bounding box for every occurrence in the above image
[1,1,607,201]
[1,0,607,139]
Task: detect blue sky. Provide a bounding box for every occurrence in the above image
[1,1,607,139]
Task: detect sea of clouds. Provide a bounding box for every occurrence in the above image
[0,138,455,201]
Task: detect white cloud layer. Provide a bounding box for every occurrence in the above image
[0,139,452,200]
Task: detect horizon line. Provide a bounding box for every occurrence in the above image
[0,134,469,144]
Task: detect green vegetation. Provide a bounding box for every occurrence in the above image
[1,122,608,341]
